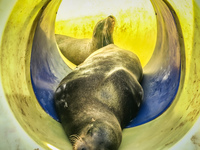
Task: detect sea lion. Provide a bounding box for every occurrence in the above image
[54,44,143,150]
[55,15,115,65]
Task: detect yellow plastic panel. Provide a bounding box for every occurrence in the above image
[0,0,71,149]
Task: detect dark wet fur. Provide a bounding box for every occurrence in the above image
[54,44,143,150]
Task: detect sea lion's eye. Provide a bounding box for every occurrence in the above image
[108,15,114,19]
[87,128,93,135]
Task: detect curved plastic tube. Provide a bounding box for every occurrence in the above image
[1,0,200,150]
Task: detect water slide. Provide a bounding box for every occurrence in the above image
[0,0,200,149]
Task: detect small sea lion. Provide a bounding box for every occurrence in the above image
[54,44,143,150]
[55,15,115,65]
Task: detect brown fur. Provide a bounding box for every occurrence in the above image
[55,16,115,65]
[54,44,143,150]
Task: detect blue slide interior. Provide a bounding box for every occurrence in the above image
[30,0,181,128]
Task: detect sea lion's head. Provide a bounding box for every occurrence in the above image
[104,15,115,36]
[71,121,121,150]
[92,15,116,49]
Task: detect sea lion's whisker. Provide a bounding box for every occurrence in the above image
[70,134,81,144]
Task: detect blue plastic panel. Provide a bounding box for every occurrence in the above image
[127,0,181,127]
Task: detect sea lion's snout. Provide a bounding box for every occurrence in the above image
[106,15,116,32]
[76,145,88,150]
[108,15,115,23]
[73,123,120,150]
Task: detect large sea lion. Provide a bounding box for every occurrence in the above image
[55,15,115,65]
[54,44,143,150]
